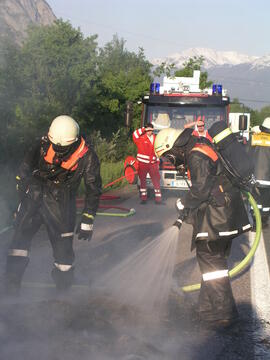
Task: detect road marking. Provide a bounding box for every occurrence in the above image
[0,225,12,235]
[249,232,270,336]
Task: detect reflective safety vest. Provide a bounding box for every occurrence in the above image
[251,132,270,147]
[44,137,88,171]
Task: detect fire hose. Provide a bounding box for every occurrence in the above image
[84,158,138,217]
[75,172,137,217]
[181,191,262,293]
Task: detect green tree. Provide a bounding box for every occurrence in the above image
[174,56,212,89]
[230,98,269,128]
[230,98,252,113]
[0,20,99,154]
[153,61,175,78]
[96,35,152,135]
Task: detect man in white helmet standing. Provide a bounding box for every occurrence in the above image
[250,117,270,226]
[154,127,251,330]
[5,115,102,295]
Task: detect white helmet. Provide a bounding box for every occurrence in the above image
[154,128,183,158]
[251,125,261,134]
[48,115,79,146]
[260,117,270,132]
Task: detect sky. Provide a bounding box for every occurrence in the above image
[46,0,270,61]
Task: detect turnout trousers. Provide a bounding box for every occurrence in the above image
[5,184,76,293]
[138,162,161,203]
[195,239,238,322]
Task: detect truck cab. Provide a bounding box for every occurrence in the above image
[141,70,230,190]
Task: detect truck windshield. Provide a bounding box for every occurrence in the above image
[146,105,227,130]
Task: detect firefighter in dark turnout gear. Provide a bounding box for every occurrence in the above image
[5,115,102,294]
[154,128,251,327]
[249,117,270,225]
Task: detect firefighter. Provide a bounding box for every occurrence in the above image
[192,116,213,142]
[154,128,251,328]
[5,115,102,295]
[249,117,270,226]
[132,123,162,204]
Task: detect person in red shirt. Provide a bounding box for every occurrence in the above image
[132,123,162,204]
[192,116,213,142]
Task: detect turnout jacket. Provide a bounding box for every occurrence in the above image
[132,127,159,164]
[16,136,102,219]
[182,142,251,249]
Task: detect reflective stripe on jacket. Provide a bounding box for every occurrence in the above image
[133,128,159,164]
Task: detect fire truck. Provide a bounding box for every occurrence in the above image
[143,70,231,190]
[125,70,231,190]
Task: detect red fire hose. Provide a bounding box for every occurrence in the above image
[76,161,138,217]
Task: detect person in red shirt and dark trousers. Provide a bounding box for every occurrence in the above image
[132,123,162,204]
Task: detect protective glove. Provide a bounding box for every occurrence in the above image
[175,198,185,212]
[173,198,189,230]
[77,213,94,241]
[173,218,183,230]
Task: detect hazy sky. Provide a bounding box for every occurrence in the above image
[47,0,270,60]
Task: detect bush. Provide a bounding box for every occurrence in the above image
[90,128,136,163]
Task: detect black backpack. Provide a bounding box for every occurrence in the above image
[208,121,256,191]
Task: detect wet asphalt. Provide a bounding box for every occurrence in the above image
[0,185,270,359]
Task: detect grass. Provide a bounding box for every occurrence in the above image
[78,161,128,196]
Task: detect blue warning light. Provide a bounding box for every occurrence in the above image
[150,83,155,94]
[217,84,222,94]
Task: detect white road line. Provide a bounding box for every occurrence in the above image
[0,225,12,235]
[249,232,270,333]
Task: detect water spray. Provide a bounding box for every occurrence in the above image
[181,192,262,293]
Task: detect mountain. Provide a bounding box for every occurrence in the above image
[152,48,270,109]
[0,0,56,46]
[152,47,270,69]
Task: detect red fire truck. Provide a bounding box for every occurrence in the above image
[125,70,230,190]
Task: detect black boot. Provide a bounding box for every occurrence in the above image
[5,255,29,296]
[51,266,74,291]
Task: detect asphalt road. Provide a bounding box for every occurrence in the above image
[0,185,270,359]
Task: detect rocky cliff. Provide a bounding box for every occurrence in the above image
[0,0,56,45]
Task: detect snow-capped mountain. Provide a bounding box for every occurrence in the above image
[250,54,270,70]
[152,47,269,69]
[152,48,270,110]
